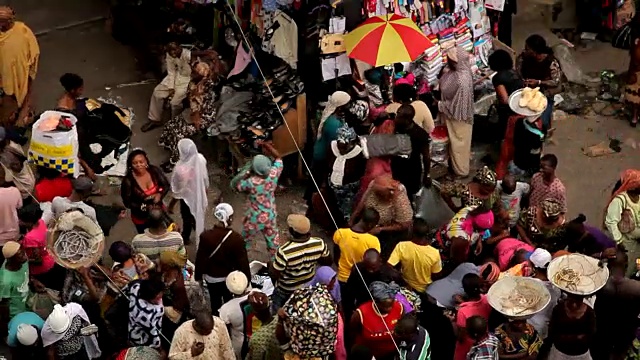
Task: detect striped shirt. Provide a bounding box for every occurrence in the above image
[131,230,185,261]
[273,237,330,293]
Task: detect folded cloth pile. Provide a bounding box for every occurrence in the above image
[439,27,456,55]
[420,35,443,85]
[454,19,474,53]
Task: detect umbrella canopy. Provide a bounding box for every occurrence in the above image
[345,14,434,67]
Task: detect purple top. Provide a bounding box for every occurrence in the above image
[585,225,616,249]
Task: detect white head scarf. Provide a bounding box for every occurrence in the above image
[317,91,351,139]
[214,203,234,227]
[42,303,101,359]
[171,139,209,247]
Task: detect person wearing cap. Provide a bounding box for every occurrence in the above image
[43,175,97,225]
[41,303,101,359]
[231,141,283,258]
[0,126,35,199]
[271,214,331,309]
[218,270,262,359]
[195,202,250,315]
[0,164,22,248]
[7,311,45,357]
[0,241,29,326]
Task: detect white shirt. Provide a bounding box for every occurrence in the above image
[161,49,192,90]
[218,291,262,359]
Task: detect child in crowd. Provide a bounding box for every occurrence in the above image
[496,174,530,235]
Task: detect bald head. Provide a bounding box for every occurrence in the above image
[193,310,214,336]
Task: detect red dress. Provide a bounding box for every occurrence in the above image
[359,119,395,198]
[131,184,159,226]
[355,300,404,358]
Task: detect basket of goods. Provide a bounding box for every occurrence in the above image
[487,276,551,320]
[508,87,548,117]
[47,211,104,269]
[548,253,609,296]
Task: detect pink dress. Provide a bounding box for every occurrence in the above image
[495,238,534,271]
[453,295,492,360]
[359,119,395,198]
[23,219,56,275]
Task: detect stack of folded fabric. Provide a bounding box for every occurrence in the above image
[438,27,456,54]
[454,20,474,53]
[422,40,443,85]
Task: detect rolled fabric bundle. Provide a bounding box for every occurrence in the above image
[359,134,412,159]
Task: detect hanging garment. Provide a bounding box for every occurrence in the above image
[272,11,298,68]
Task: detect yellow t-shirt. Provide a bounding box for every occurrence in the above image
[388,242,442,292]
[333,228,381,282]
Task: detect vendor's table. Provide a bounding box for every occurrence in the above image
[228,93,307,179]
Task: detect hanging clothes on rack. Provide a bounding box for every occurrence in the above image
[271,10,299,68]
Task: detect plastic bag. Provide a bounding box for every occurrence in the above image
[27,289,60,319]
[28,111,79,177]
[415,186,454,230]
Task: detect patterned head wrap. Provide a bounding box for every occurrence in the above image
[369,281,400,302]
[473,166,497,187]
[611,169,640,201]
[252,154,272,177]
[336,125,357,144]
[318,91,351,139]
[214,203,234,227]
[194,61,211,77]
[348,99,370,122]
[540,198,564,218]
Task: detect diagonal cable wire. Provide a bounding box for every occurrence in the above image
[222,2,403,356]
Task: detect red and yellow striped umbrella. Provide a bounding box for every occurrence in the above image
[344,14,434,67]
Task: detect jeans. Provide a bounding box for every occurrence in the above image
[271,287,292,312]
[540,95,554,131]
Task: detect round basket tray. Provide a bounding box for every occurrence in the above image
[548,253,609,296]
[47,211,105,269]
[487,276,551,319]
[508,88,548,117]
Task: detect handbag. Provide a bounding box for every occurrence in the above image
[617,194,637,234]
[612,23,633,49]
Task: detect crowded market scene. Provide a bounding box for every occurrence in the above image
[1,0,640,358]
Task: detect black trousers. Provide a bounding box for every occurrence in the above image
[180,199,196,243]
[207,281,233,316]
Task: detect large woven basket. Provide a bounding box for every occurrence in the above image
[487,276,551,320]
[548,253,609,296]
[47,211,105,269]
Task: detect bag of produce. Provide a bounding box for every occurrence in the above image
[28,110,80,177]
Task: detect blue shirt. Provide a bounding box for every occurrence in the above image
[313,115,345,162]
[8,312,44,347]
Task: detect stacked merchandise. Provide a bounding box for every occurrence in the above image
[438,27,456,59]
[422,35,444,85]
[207,58,305,156]
[454,18,473,53]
